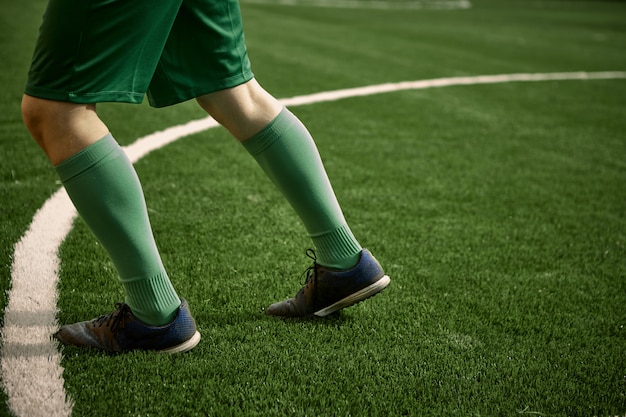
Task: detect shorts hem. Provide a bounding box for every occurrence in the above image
[25,84,145,105]
[147,71,255,108]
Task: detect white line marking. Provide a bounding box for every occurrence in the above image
[2,189,76,417]
[2,71,626,417]
[280,71,626,107]
[242,0,472,10]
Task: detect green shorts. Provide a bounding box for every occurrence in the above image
[25,0,254,108]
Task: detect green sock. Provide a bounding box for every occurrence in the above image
[243,108,362,270]
[55,134,180,326]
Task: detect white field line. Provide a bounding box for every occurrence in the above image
[241,0,472,10]
[2,71,626,417]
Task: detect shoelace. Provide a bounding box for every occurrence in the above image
[91,303,129,333]
[299,249,319,296]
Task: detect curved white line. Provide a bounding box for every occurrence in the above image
[2,71,626,417]
[241,0,472,10]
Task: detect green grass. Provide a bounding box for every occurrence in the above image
[2,0,626,416]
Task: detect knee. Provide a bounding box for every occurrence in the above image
[20,96,109,164]
[195,81,282,141]
[21,94,47,145]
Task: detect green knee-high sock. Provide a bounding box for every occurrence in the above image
[243,108,362,270]
[55,134,180,326]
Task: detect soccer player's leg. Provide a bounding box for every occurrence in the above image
[149,0,390,318]
[22,0,200,352]
[196,82,391,318]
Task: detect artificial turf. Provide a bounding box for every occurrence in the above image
[2,0,625,416]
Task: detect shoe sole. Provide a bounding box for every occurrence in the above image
[314,275,391,317]
[160,331,201,354]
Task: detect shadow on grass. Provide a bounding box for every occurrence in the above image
[56,309,353,359]
[197,306,352,327]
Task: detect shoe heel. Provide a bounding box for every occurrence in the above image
[314,275,391,317]
[160,331,201,354]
